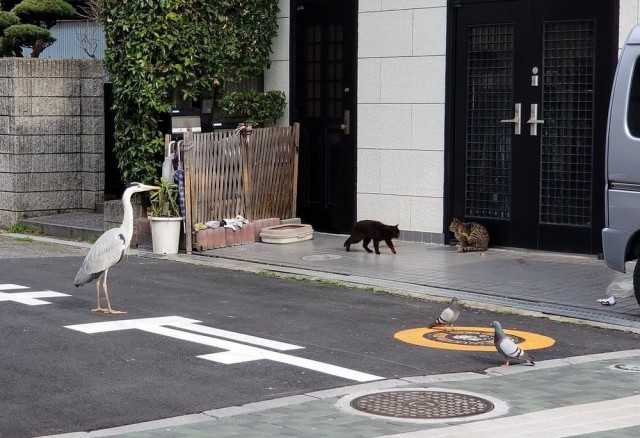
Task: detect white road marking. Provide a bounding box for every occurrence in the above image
[66,316,201,333]
[0,284,29,291]
[0,290,71,306]
[65,316,383,382]
[171,320,302,350]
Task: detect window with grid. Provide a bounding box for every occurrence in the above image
[465,24,514,219]
[540,20,595,226]
[305,25,322,118]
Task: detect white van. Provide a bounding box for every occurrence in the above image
[603,25,640,305]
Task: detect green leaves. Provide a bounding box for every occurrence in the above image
[149,177,180,217]
[218,90,286,127]
[104,0,280,184]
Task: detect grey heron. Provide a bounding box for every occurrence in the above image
[74,182,160,314]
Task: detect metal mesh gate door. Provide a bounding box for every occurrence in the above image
[465,24,514,220]
[452,0,614,253]
[540,20,595,227]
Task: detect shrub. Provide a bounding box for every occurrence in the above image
[218,90,286,127]
[102,0,280,184]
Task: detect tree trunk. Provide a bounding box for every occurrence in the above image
[31,39,44,58]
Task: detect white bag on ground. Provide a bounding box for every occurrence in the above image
[606,278,634,298]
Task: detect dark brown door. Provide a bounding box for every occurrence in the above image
[449,0,617,253]
[292,0,357,233]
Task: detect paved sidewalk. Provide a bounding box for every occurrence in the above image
[6,232,640,438]
[45,350,640,438]
[195,233,640,330]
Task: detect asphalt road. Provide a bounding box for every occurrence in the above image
[2,237,640,437]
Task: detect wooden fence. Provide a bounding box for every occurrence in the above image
[182,124,299,252]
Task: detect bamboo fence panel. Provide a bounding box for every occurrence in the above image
[183,124,299,252]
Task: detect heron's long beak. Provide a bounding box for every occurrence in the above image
[145,185,161,191]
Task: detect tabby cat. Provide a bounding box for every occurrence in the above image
[344,220,400,254]
[449,218,489,253]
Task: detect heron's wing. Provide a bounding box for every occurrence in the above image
[74,228,126,286]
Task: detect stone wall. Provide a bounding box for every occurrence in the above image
[0,58,104,228]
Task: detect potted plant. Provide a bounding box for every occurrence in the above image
[148,177,182,254]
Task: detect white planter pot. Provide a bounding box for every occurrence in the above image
[149,217,182,255]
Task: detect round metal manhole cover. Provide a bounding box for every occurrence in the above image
[349,390,494,419]
[612,363,640,372]
[302,254,342,261]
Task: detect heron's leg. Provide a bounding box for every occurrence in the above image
[91,273,106,312]
[102,269,126,315]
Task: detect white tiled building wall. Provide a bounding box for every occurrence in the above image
[265,1,637,240]
[265,0,447,238]
[265,1,291,126]
[357,0,446,237]
[620,1,640,50]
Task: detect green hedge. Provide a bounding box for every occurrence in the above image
[102,0,280,184]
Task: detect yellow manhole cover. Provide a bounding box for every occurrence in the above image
[394,326,555,351]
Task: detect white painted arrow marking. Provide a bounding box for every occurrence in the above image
[0,284,29,291]
[0,290,71,306]
[65,316,383,382]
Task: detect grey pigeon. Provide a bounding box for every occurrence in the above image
[427,297,460,331]
[491,321,535,366]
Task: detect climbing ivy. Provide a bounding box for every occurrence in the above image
[101,0,280,184]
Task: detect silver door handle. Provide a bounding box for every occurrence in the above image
[527,103,544,136]
[340,110,350,135]
[500,103,521,135]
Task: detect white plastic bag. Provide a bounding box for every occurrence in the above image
[162,152,175,181]
[606,278,634,298]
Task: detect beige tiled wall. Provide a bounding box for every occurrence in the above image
[357,0,447,235]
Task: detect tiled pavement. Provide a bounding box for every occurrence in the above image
[7,230,640,437]
[47,351,640,438]
[196,233,640,330]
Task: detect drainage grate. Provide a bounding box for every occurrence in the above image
[612,363,640,372]
[302,254,342,261]
[350,390,494,419]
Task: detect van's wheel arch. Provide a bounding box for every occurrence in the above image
[633,261,640,306]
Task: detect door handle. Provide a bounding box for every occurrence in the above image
[527,103,544,136]
[340,110,350,135]
[499,103,521,135]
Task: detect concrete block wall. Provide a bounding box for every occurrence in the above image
[0,58,104,227]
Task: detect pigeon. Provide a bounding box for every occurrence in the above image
[427,297,460,331]
[491,321,535,366]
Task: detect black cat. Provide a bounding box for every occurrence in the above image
[343,220,400,254]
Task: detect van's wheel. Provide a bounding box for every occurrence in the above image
[634,262,640,306]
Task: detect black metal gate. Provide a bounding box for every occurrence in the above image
[449,0,618,253]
